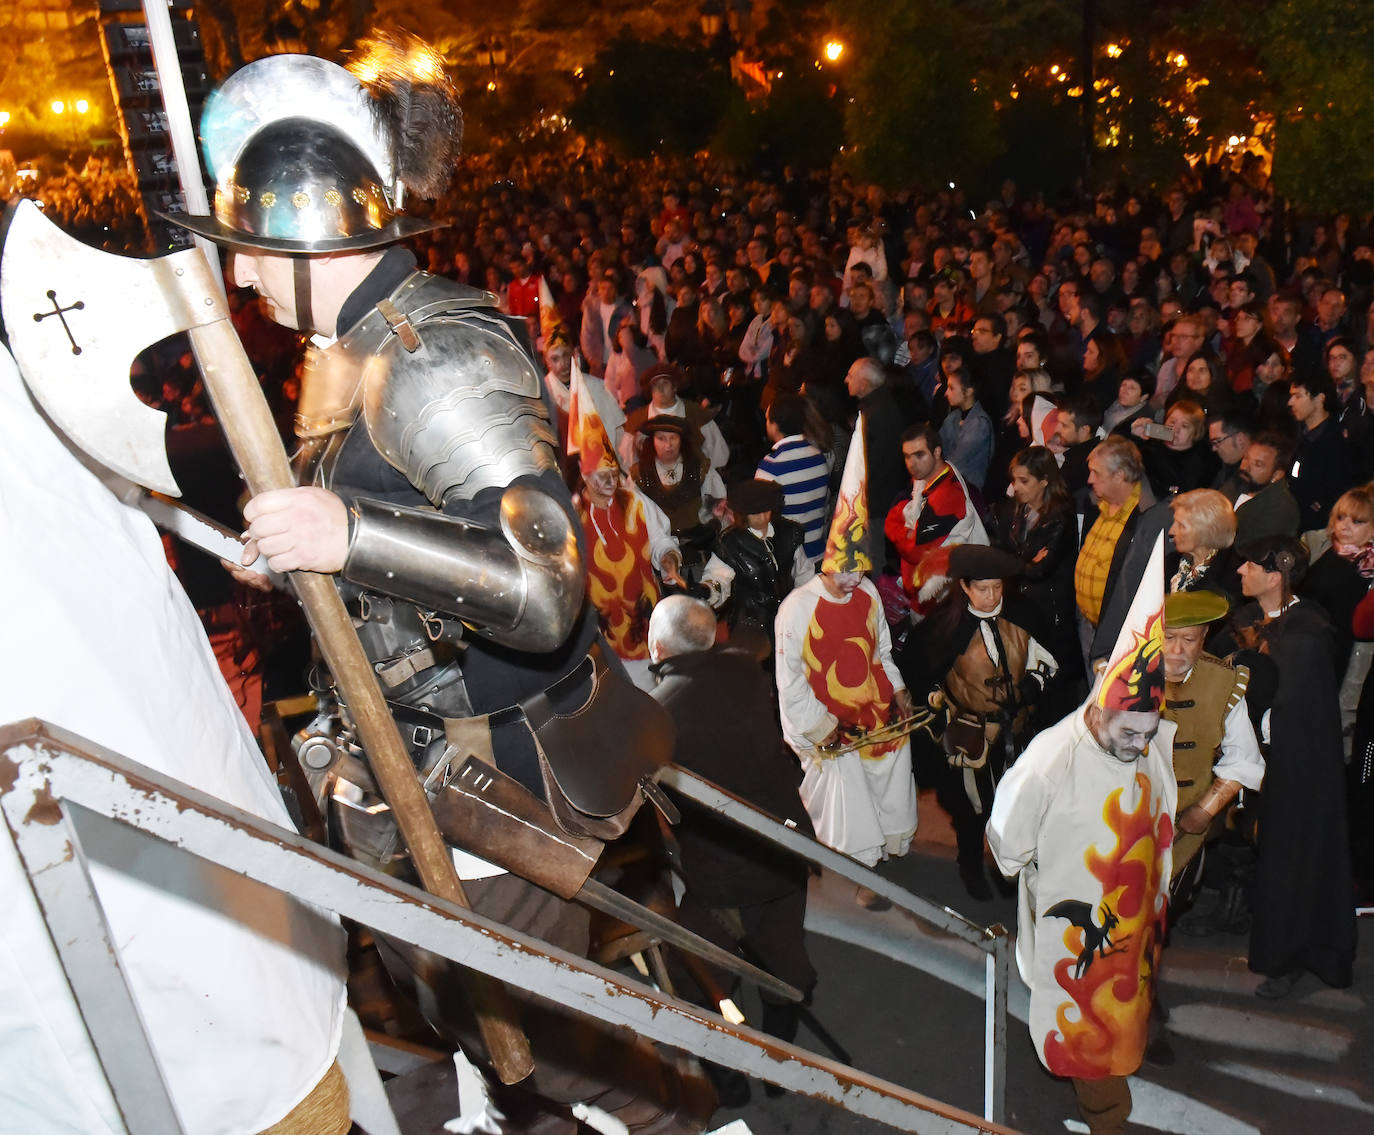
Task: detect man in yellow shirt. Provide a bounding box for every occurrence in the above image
[1075,436,1171,667]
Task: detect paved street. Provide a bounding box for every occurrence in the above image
[716,791,1374,1134]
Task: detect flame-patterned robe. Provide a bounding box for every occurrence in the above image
[776,575,918,866]
[987,709,1176,1079]
[580,485,675,662]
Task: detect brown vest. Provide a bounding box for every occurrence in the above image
[1164,653,1249,872]
[945,617,1031,730]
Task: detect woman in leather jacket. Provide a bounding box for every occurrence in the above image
[995,445,1084,705]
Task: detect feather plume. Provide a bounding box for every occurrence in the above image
[349,31,462,202]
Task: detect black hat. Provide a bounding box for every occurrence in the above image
[727,478,783,516]
[640,414,691,438]
[1235,535,1308,585]
[948,544,1024,581]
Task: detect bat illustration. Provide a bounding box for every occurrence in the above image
[1046,899,1130,978]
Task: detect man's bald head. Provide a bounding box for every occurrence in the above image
[648,596,717,662]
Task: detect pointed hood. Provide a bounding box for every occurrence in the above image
[821,415,872,573]
[568,356,618,476]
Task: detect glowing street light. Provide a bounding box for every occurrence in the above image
[824,40,844,63]
[75,99,89,114]
[1105,43,1123,58]
[52,100,65,114]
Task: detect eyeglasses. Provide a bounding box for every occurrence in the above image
[1209,432,1237,450]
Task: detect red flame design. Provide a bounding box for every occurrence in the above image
[582,494,660,660]
[1043,772,1172,1079]
[802,585,898,757]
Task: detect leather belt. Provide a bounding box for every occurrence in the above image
[388,652,597,746]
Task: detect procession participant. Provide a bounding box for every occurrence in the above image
[631,415,727,569]
[648,597,817,1101]
[988,535,1175,1135]
[883,423,988,622]
[622,361,729,472]
[1211,536,1356,1000]
[699,478,814,642]
[541,324,625,456]
[905,544,1058,901]
[182,49,704,1130]
[776,418,919,889]
[0,343,348,1134]
[571,362,684,688]
[1161,591,1265,900]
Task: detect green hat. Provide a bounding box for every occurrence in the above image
[1163,590,1230,628]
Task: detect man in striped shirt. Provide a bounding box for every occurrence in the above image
[757,394,831,563]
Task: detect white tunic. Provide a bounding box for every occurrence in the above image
[0,349,346,1133]
[775,576,917,866]
[987,708,1176,1079]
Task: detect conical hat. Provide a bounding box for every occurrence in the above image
[821,415,872,573]
[1093,532,1165,713]
[568,358,618,477]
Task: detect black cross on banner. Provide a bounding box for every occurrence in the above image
[34,290,85,355]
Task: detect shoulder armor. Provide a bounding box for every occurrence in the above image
[347,272,559,504]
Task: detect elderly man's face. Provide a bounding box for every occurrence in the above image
[1087,451,1132,506]
[1164,624,1207,682]
[845,361,873,399]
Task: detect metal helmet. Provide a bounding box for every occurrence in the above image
[165,54,445,254]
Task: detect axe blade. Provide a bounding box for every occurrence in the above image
[1,199,228,496]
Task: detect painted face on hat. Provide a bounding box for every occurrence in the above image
[1090,707,1161,763]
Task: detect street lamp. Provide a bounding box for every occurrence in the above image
[824,39,844,63]
[700,0,725,40]
[477,39,506,91]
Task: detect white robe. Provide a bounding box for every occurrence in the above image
[0,348,346,1133]
[987,708,1176,1079]
[775,576,917,866]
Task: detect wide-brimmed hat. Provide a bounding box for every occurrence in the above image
[948,545,1024,581]
[727,478,783,516]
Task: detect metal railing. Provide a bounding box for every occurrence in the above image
[660,765,1011,1125]
[0,718,1017,1135]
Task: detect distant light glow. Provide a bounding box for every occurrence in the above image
[1105,43,1123,58]
[824,40,844,63]
[75,99,89,114]
[1050,64,1060,76]
[51,100,65,114]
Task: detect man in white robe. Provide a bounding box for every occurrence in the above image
[988,536,1174,1135]
[775,415,917,876]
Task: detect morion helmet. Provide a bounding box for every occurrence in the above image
[167,53,452,254]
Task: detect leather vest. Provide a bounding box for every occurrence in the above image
[945,618,1031,718]
[1164,653,1249,814]
[635,457,707,534]
[717,519,805,631]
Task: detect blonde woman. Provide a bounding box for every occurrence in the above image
[1168,488,1239,603]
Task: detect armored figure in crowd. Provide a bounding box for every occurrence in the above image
[189,48,708,1129]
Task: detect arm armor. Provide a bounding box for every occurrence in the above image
[343,485,583,653]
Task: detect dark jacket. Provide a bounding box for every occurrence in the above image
[1291,414,1354,531]
[1089,479,1171,662]
[1223,477,1301,545]
[651,647,812,905]
[713,518,807,636]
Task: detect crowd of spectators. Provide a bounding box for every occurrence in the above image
[102,141,1372,1024]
